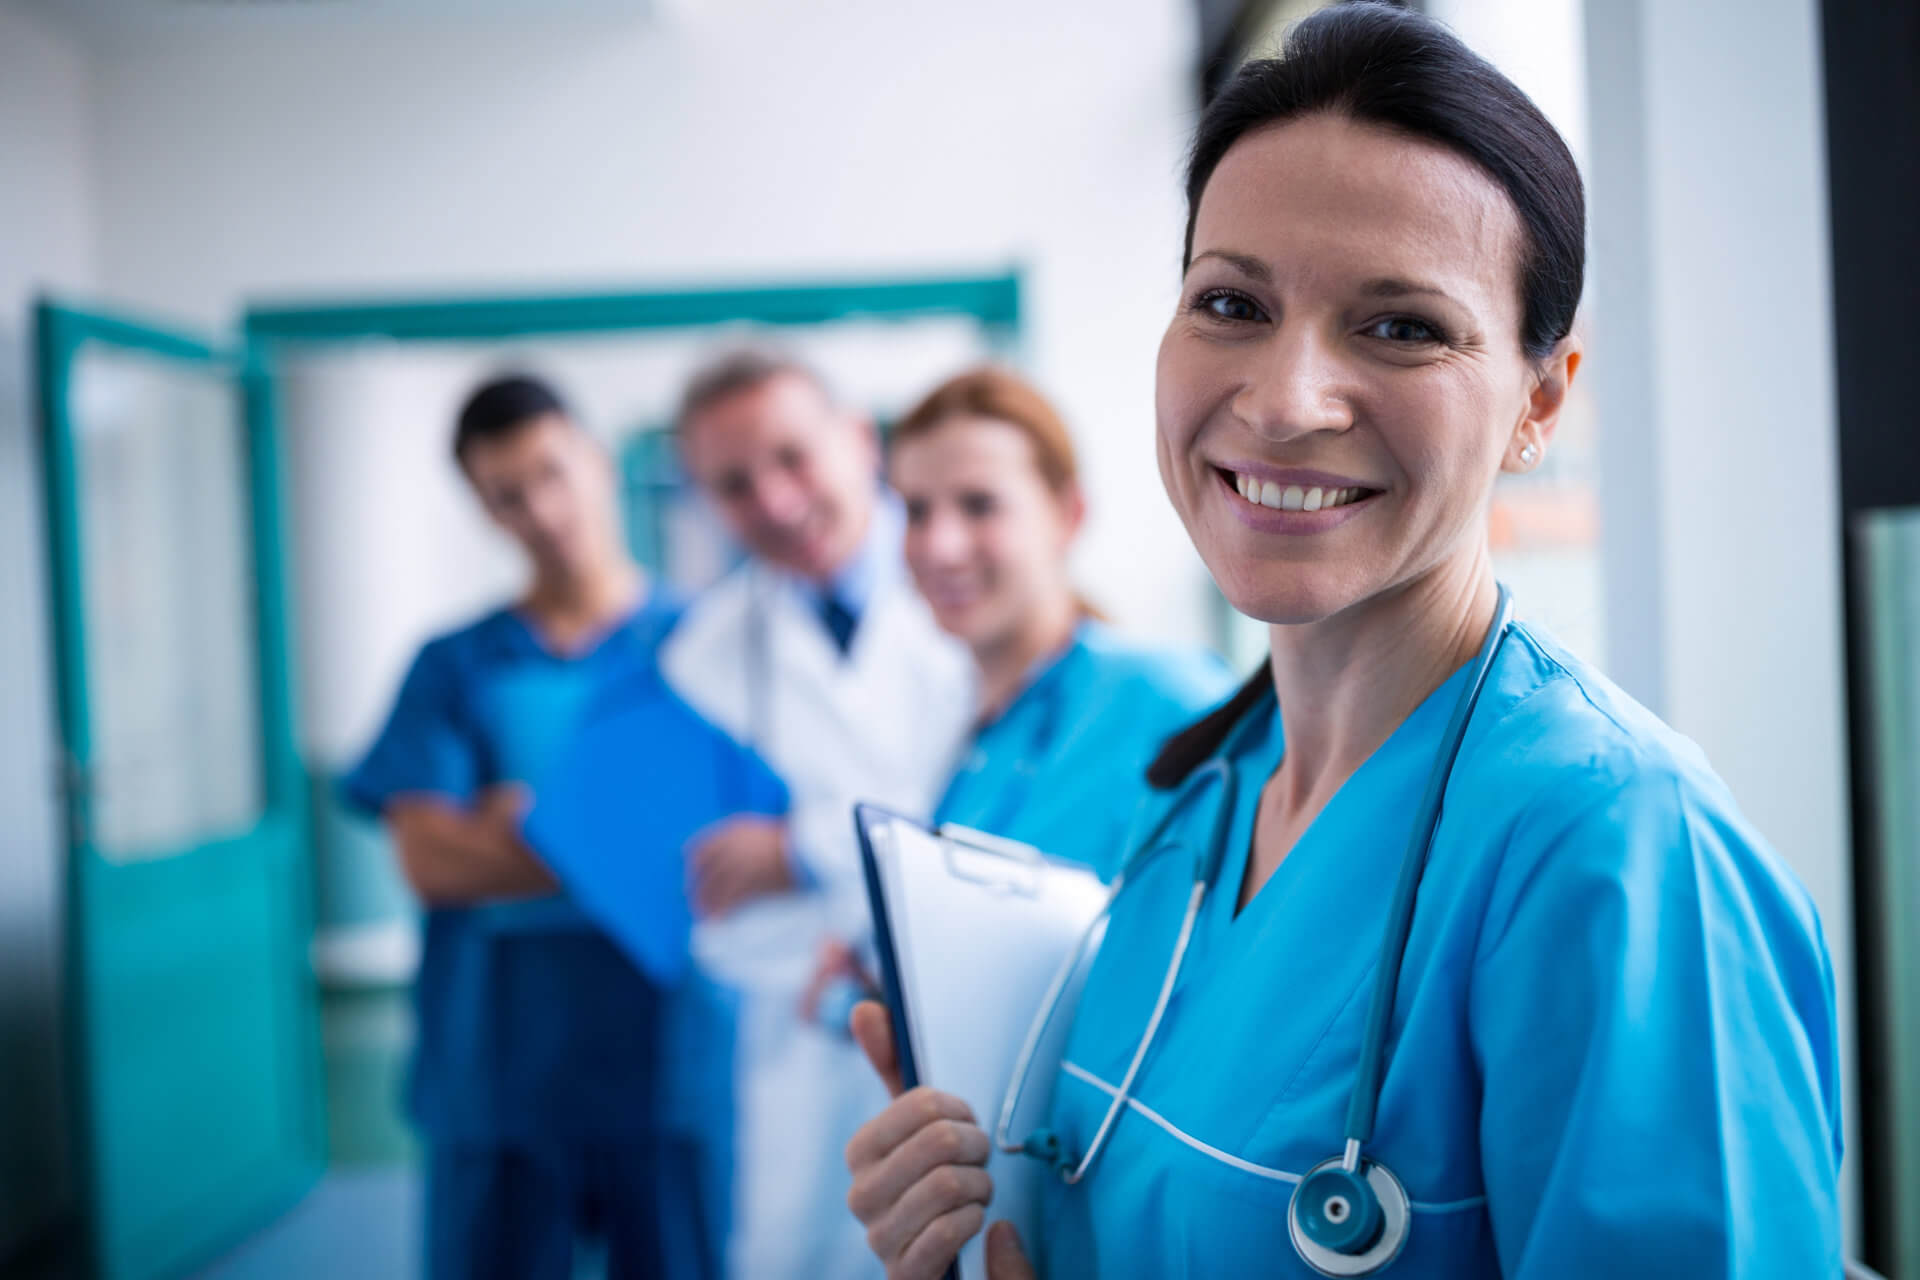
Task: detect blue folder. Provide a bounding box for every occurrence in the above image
[520,670,788,984]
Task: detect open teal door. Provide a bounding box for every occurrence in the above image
[35,301,324,1279]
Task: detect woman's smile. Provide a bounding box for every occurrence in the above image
[1215,464,1383,533]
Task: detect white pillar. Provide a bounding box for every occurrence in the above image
[1584,0,1858,1247]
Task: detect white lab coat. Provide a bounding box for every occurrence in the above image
[660,549,974,1280]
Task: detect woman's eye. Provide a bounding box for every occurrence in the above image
[960,493,998,519]
[1194,289,1266,324]
[1365,316,1443,344]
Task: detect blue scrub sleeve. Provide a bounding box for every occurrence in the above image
[1468,772,1843,1277]
[340,640,478,816]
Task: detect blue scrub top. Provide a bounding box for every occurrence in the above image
[1035,621,1842,1278]
[342,598,730,1146]
[933,621,1233,878]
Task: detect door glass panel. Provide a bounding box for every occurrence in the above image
[71,343,263,859]
[1859,506,1920,1277]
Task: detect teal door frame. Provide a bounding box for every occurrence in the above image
[35,300,324,1279]
[242,271,1022,346]
[246,267,1024,935]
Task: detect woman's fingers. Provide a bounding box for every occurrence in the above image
[863,1162,993,1262]
[985,1222,1036,1280]
[845,1082,994,1276]
[846,1090,985,1215]
[894,1202,987,1280]
[851,999,904,1097]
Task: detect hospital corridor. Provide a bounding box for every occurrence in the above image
[0,1,1915,1278]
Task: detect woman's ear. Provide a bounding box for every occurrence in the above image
[1058,481,1088,544]
[1502,335,1581,474]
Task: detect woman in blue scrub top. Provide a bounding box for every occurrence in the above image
[890,367,1232,872]
[804,368,1231,1024]
[843,8,1844,1278]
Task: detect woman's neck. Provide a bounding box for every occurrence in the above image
[972,588,1081,722]
[1263,552,1498,813]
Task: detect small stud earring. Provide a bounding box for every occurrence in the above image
[1519,443,1538,465]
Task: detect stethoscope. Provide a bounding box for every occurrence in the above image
[995,585,1514,1277]
[941,630,1082,837]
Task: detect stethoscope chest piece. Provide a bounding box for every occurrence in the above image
[1286,1156,1411,1277]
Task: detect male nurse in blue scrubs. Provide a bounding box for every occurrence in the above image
[343,375,737,1279]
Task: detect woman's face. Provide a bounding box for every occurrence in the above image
[892,415,1082,651]
[1157,112,1574,625]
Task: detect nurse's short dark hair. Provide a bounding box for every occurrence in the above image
[453,373,571,465]
[1185,2,1585,360]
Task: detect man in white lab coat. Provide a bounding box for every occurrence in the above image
[660,351,974,1279]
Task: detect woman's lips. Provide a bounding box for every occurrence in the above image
[1215,466,1381,533]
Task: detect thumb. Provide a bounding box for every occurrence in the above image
[849,1000,904,1097]
[479,782,533,825]
[986,1222,1035,1280]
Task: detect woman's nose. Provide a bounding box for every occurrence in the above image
[1232,326,1355,442]
[918,507,972,565]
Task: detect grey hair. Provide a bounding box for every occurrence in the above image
[674,348,835,435]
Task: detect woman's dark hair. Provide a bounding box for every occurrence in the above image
[1183,2,1585,361]
[453,373,570,465]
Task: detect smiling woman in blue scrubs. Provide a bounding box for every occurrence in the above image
[842,7,1844,1278]
[890,368,1232,872]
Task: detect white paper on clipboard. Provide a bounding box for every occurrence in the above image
[854,803,1112,1280]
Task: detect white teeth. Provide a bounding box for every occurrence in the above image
[1232,472,1370,512]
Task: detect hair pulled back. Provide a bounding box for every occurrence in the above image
[890,366,1081,498]
[1184,2,1585,359]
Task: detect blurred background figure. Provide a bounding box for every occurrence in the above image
[340,376,729,1279]
[0,0,1911,1275]
[802,367,1234,1037]
[890,367,1232,871]
[662,352,974,1279]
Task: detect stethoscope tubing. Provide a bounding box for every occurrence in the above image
[1341,586,1513,1154]
[993,755,1238,1174]
[998,585,1515,1206]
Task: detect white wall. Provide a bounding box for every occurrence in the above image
[1427,0,1589,168]
[83,0,1212,651]
[1584,0,1859,1248]
[0,1,97,1256]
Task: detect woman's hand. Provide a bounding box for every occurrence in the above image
[846,1002,1036,1279]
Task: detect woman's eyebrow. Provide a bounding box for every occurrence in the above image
[1358,277,1460,305]
[1187,249,1271,281]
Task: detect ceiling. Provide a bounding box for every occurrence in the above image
[12,0,681,50]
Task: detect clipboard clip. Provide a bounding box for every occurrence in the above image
[934,823,1046,898]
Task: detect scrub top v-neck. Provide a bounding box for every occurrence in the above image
[1031,623,1842,1279]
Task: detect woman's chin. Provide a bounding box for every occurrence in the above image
[1213,567,1364,628]
[929,600,986,644]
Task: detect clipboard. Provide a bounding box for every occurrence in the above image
[518,675,789,984]
[854,803,1112,1280]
